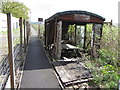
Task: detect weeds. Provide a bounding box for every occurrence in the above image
[84,24,120,89]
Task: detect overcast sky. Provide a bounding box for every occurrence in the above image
[19,0,119,23]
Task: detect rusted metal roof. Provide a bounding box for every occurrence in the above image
[45,10,105,22]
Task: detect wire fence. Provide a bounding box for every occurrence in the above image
[0,19,31,89]
[0,28,21,88]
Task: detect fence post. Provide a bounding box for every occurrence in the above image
[23,20,26,52]
[7,13,15,89]
[38,24,40,37]
[19,17,23,66]
[26,21,29,46]
[38,18,43,38]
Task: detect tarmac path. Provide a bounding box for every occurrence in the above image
[20,28,60,89]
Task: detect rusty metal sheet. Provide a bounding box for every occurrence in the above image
[74,14,90,22]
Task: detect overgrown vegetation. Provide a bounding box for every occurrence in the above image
[85,24,120,89]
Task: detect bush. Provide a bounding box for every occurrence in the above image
[93,64,120,88]
[85,24,120,89]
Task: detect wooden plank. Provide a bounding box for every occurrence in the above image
[54,66,71,83]
[53,61,92,86]
[62,44,78,50]
[72,84,79,89]
[65,78,93,86]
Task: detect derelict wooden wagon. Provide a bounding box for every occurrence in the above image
[45,10,105,60]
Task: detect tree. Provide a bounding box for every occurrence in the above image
[0,1,29,89]
[1,1,29,19]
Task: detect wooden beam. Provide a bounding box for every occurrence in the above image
[75,25,77,45]
[52,20,57,59]
[91,24,95,58]
[91,24,95,47]
[56,21,62,59]
[7,13,15,89]
[83,25,86,49]
[99,24,103,49]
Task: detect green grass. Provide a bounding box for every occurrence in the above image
[0,28,20,47]
[0,30,7,34]
[0,28,19,34]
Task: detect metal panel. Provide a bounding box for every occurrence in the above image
[74,14,90,22]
